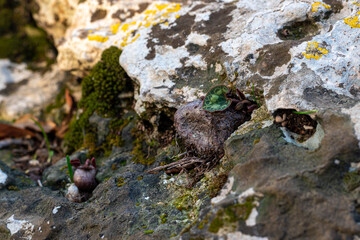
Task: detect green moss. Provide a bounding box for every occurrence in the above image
[116,177,126,187]
[160,213,167,224]
[208,215,224,233]
[64,46,131,154]
[137,176,143,181]
[344,171,360,191]
[136,203,140,206]
[0,1,56,69]
[7,185,19,191]
[207,198,255,233]
[173,193,197,211]
[208,173,229,198]
[143,230,153,234]
[131,136,156,165]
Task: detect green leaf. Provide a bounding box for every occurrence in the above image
[31,118,52,163]
[293,110,318,114]
[66,155,74,183]
[203,85,231,112]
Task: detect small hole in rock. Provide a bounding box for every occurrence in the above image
[277,20,319,40]
[273,109,317,142]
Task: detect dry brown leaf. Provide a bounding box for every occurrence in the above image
[0,123,35,140]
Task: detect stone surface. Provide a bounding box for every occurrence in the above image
[47,0,360,146]
[0,146,216,240]
[0,60,70,120]
[185,110,360,239]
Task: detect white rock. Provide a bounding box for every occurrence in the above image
[52,206,61,214]
[227,231,268,240]
[6,215,34,240]
[0,63,66,119]
[245,208,258,227]
[0,168,7,185]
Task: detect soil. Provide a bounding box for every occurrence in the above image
[273,109,317,142]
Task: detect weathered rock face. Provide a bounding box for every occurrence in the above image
[0,60,70,119]
[174,99,248,157]
[46,0,360,145]
[185,110,360,239]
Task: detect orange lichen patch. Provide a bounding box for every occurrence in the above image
[344,16,360,28]
[110,23,121,34]
[311,2,331,12]
[88,30,93,33]
[88,35,109,43]
[144,22,152,27]
[302,41,328,60]
[155,4,169,11]
[175,14,180,18]
[164,22,169,26]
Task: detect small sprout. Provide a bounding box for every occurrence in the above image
[31,118,54,163]
[202,85,232,112]
[66,155,74,183]
[143,230,154,234]
[252,83,261,108]
[293,110,318,114]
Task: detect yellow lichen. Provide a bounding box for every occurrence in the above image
[344,16,360,28]
[110,22,121,34]
[130,34,140,43]
[88,3,182,48]
[155,4,169,11]
[166,3,181,13]
[311,2,331,12]
[144,10,157,15]
[302,41,328,60]
[87,35,109,43]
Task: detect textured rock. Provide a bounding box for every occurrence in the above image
[186,110,360,239]
[48,0,360,146]
[0,148,213,240]
[0,60,69,119]
[174,99,248,157]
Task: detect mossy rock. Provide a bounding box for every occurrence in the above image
[64,46,132,155]
[0,0,56,69]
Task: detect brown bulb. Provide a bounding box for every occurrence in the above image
[71,157,98,192]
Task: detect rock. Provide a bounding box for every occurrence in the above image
[0,150,209,240]
[0,160,36,190]
[186,110,360,239]
[174,99,248,157]
[42,151,88,190]
[0,60,70,120]
[47,0,359,146]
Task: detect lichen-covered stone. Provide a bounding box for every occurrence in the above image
[0,61,68,120]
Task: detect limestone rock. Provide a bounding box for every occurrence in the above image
[0,60,69,120]
[185,110,360,239]
[48,0,359,145]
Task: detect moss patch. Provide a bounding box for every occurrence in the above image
[206,197,255,233]
[344,171,360,192]
[64,46,132,155]
[0,0,56,70]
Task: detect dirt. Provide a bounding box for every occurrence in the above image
[273,109,317,141]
